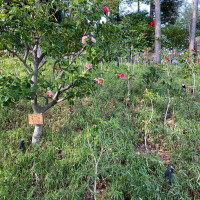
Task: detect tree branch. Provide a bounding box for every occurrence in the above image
[60,46,86,78]
[32,37,39,61]
[60,80,75,92]
[5,45,32,74]
[23,43,29,62]
[41,100,58,113]
[38,52,47,64]
[38,59,47,70]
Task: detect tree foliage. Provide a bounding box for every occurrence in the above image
[120,11,154,50]
[160,0,183,24]
[162,23,188,50]
[0,0,124,107]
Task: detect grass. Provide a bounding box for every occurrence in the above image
[0,57,200,199]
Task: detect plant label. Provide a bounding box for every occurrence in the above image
[28,114,44,125]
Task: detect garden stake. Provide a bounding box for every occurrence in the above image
[20,139,26,152]
[164,165,175,185]
[182,84,186,89]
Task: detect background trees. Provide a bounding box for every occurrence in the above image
[189,0,199,51]
[120,11,154,50]
[155,0,161,63]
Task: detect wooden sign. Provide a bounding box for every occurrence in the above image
[28,113,44,125]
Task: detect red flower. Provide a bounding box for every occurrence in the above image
[169,74,172,78]
[197,58,200,62]
[93,125,97,128]
[166,57,170,62]
[2,38,5,41]
[0,51,2,55]
[191,49,194,51]
[150,19,155,28]
[103,6,109,15]
[59,70,62,73]
[197,147,200,150]
[120,74,125,79]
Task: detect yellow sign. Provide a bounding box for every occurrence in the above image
[28,113,44,125]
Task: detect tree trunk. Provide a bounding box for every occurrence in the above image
[155,0,161,63]
[189,0,198,51]
[138,0,140,12]
[131,45,133,64]
[150,2,154,18]
[32,124,43,144]
[116,2,120,22]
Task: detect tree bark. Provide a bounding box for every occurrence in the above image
[155,0,161,63]
[32,124,43,144]
[150,2,154,18]
[189,0,199,51]
[138,0,140,12]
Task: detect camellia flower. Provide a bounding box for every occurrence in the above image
[148,47,151,50]
[82,36,88,44]
[91,37,96,43]
[98,78,104,85]
[197,147,200,150]
[197,58,200,62]
[120,73,125,79]
[169,74,172,78]
[0,51,2,55]
[191,49,194,51]
[156,65,158,67]
[166,57,170,62]
[103,6,109,15]
[178,53,180,55]
[47,90,55,97]
[2,38,5,41]
[150,19,155,27]
[172,49,175,53]
[86,63,93,69]
[133,73,135,76]
[94,78,104,85]
[59,70,62,73]
[93,125,97,128]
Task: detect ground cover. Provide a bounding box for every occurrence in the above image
[0,58,200,199]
